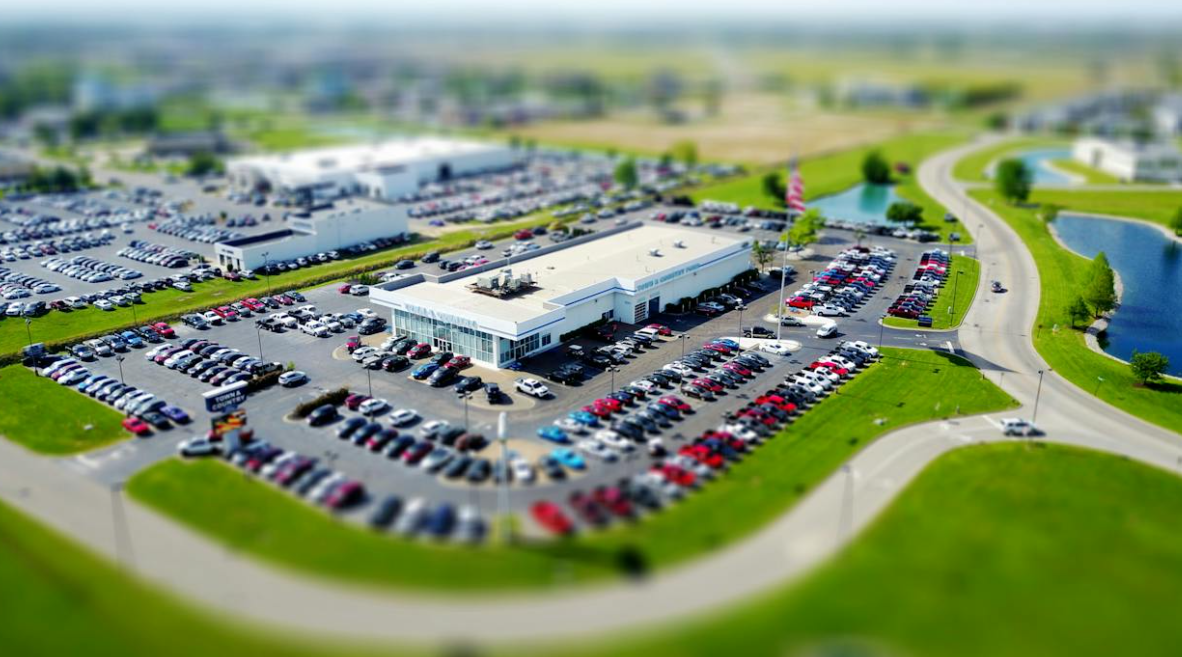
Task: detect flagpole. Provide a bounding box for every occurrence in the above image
[776,241,788,341]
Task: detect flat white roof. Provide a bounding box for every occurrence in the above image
[390,224,746,324]
[229,137,508,176]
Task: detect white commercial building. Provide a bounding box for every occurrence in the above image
[214,206,408,272]
[226,137,516,201]
[1072,137,1182,183]
[369,224,752,369]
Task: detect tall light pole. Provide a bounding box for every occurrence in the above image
[24,317,32,347]
[116,354,125,386]
[365,365,373,398]
[608,366,619,394]
[496,412,511,544]
[949,270,964,320]
[878,313,886,348]
[776,238,789,341]
[1093,375,1105,396]
[679,333,689,358]
[261,251,271,297]
[736,304,745,350]
[1032,369,1046,424]
[255,323,265,361]
[460,391,472,431]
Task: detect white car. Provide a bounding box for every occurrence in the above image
[278,370,308,387]
[514,377,550,398]
[510,459,535,484]
[663,362,694,378]
[352,347,377,362]
[577,438,619,462]
[178,437,219,457]
[358,398,389,416]
[760,341,792,356]
[842,340,880,359]
[419,419,449,437]
[594,429,635,452]
[393,498,427,536]
[1001,418,1040,436]
[554,417,588,434]
[790,376,827,396]
[630,379,657,393]
[816,322,838,338]
[357,308,377,319]
[323,317,343,332]
[389,408,419,426]
[350,285,369,296]
[301,321,329,337]
[94,299,114,311]
[202,311,223,325]
[813,304,845,317]
[474,240,494,250]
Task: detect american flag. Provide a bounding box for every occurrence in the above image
[785,158,806,214]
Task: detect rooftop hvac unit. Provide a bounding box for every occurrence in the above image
[649,248,662,257]
[476,275,497,289]
[673,240,685,248]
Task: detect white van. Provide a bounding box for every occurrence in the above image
[816,322,838,338]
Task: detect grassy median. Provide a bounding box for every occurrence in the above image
[884,254,980,330]
[1048,158,1121,185]
[971,190,1182,434]
[128,347,1015,591]
[952,135,1068,182]
[0,364,127,454]
[568,443,1182,657]
[1026,188,1182,230]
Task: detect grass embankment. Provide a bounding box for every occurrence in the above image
[692,131,971,242]
[1027,188,1182,231]
[573,443,1182,657]
[0,211,570,359]
[0,364,126,454]
[128,348,1015,591]
[971,190,1182,434]
[884,254,980,330]
[952,135,1068,182]
[1048,158,1121,185]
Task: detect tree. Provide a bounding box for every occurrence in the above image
[186,151,223,177]
[1130,351,1170,386]
[1039,203,1064,223]
[658,152,673,170]
[785,209,823,250]
[886,201,923,226]
[995,158,1032,204]
[672,140,698,168]
[614,157,638,189]
[1082,251,1117,316]
[1170,207,1182,236]
[32,122,58,148]
[1067,295,1091,328]
[761,171,786,207]
[861,150,891,184]
[751,240,773,272]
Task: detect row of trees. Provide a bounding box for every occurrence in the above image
[1067,252,1118,326]
[17,165,91,194]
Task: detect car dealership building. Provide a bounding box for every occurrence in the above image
[369,224,751,369]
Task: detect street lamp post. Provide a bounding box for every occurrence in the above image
[129,301,138,326]
[680,333,688,358]
[365,366,373,398]
[116,354,125,385]
[736,304,744,353]
[878,314,887,348]
[776,242,789,341]
[496,412,511,544]
[1032,369,1046,424]
[261,251,271,297]
[460,392,472,431]
[949,270,964,319]
[24,317,32,347]
[608,366,619,394]
[255,323,265,361]
[1093,375,1105,397]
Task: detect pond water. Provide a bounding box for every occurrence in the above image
[1054,214,1182,375]
[1014,147,1075,185]
[810,183,901,225]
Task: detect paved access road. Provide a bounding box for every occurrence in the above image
[1,136,1180,646]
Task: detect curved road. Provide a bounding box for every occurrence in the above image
[1,137,1180,646]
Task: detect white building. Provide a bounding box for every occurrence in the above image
[369,224,752,369]
[214,206,408,272]
[1154,94,1182,137]
[1072,137,1182,183]
[226,137,516,201]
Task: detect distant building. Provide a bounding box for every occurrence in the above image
[72,75,160,112]
[213,206,408,272]
[146,131,233,158]
[226,137,516,202]
[0,152,34,185]
[1072,137,1182,183]
[1153,94,1182,137]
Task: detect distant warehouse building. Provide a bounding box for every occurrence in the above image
[369,224,751,369]
[225,137,516,202]
[214,206,408,272]
[1072,137,1182,183]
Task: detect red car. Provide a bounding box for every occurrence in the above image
[593,398,622,413]
[445,355,471,369]
[653,463,696,488]
[787,296,815,309]
[646,323,672,336]
[680,445,725,469]
[344,393,370,411]
[224,271,241,281]
[325,481,364,510]
[568,492,608,527]
[345,335,362,353]
[810,361,849,376]
[337,284,352,294]
[582,404,612,419]
[703,342,731,355]
[736,409,777,426]
[657,395,692,412]
[692,378,723,393]
[151,322,175,338]
[407,343,431,359]
[242,298,265,311]
[275,294,294,305]
[402,442,432,464]
[513,229,534,240]
[592,486,633,518]
[531,501,574,535]
[122,417,151,436]
[722,362,752,377]
[214,306,238,320]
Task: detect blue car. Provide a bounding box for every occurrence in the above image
[412,363,439,380]
[567,410,599,427]
[160,405,190,424]
[536,426,569,444]
[120,330,144,348]
[712,337,739,349]
[551,448,586,470]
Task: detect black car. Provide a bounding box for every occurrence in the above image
[358,318,386,335]
[454,375,483,394]
[612,419,645,440]
[465,459,491,482]
[743,325,775,338]
[381,355,411,371]
[336,417,367,439]
[308,404,339,426]
[429,351,454,366]
[421,251,441,263]
[538,455,565,480]
[395,259,415,270]
[443,455,474,479]
[547,369,580,385]
[368,495,403,529]
[428,366,458,388]
[484,382,502,403]
[439,426,467,446]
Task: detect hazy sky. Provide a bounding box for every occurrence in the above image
[3,0,1182,27]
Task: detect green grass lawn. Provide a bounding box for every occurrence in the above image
[971,190,1182,434]
[0,212,570,359]
[570,442,1182,657]
[128,348,1015,591]
[693,131,969,207]
[1027,188,1182,230]
[884,255,980,330]
[1048,158,1121,185]
[0,364,127,454]
[952,135,1068,182]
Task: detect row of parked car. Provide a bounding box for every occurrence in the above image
[42,254,143,283]
[0,232,114,261]
[32,355,191,436]
[530,341,883,534]
[785,246,897,317]
[151,216,245,244]
[887,249,951,320]
[144,335,284,387]
[69,322,174,360]
[1,266,61,299]
[117,240,194,269]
